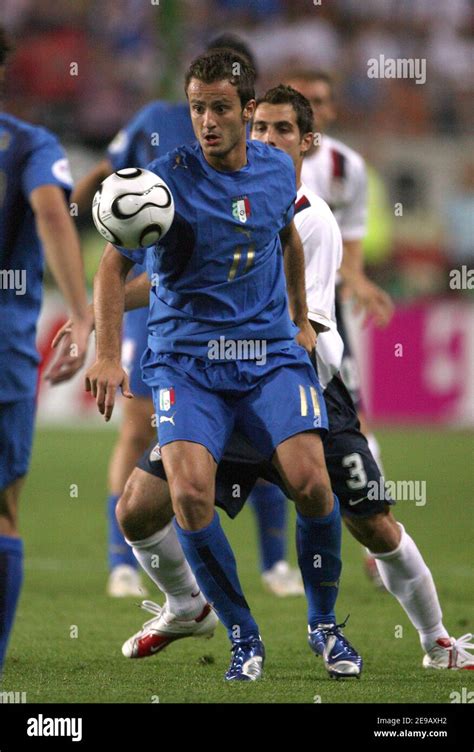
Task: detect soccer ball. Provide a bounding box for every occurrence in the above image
[92,167,175,249]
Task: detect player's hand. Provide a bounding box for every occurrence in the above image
[45,313,94,385]
[50,303,95,350]
[85,359,133,421]
[346,274,394,328]
[296,318,317,354]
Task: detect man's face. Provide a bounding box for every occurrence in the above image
[251,102,312,168]
[285,78,335,133]
[187,78,253,165]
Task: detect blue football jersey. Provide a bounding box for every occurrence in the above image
[107,101,196,170]
[118,140,298,359]
[0,114,73,401]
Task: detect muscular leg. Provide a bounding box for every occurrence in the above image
[344,509,448,650]
[163,441,260,641]
[106,396,155,576]
[273,432,341,628]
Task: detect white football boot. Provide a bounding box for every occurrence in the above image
[107,565,148,598]
[122,600,218,658]
[261,560,304,597]
[423,634,474,670]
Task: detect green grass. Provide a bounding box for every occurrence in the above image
[3,427,473,703]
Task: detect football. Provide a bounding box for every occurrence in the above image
[92,167,175,248]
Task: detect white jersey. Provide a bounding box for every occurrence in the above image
[294,183,344,389]
[301,134,368,242]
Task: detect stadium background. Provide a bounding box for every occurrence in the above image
[2,0,473,704]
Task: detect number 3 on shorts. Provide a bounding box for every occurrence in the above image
[342,452,368,490]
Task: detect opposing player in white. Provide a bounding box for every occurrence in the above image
[251,86,473,670]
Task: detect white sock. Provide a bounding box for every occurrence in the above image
[127,523,206,618]
[367,432,384,476]
[368,524,449,652]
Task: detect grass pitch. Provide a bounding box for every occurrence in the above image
[3,427,473,704]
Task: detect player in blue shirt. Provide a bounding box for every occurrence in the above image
[85,48,345,681]
[70,35,263,599]
[0,29,90,674]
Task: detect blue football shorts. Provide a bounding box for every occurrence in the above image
[141,341,327,463]
[137,373,394,519]
[122,307,153,400]
[0,397,37,490]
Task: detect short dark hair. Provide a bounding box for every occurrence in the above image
[206,34,258,77]
[286,69,334,97]
[185,49,256,109]
[256,84,314,137]
[0,26,12,66]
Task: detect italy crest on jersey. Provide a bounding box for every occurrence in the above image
[232,195,251,224]
[159,387,175,412]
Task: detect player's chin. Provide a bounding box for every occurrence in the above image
[201,138,224,153]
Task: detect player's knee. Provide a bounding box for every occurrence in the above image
[292,466,333,515]
[116,472,172,540]
[170,479,213,530]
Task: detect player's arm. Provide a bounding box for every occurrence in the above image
[30,184,90,379]
[84,244,134,421]
[339,238,394,327]
[280,220,316,353]
[70,159,112,215]
[48,272,151,384]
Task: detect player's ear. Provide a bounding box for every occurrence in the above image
[300,131,314,155]
[242,99,256,123]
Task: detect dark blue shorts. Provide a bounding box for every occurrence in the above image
[141,342,327,463]
[122,307,152,400]
[137,374,393,518]
[0,398,36,490]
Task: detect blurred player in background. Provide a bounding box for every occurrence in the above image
[69,34,283,599]
[0,28,89,675]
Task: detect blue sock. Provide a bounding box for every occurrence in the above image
[0,536,24,673]
[174,512,259,642]
[107,494,136,570]
[296,496,342,630]
[250,483,287,572]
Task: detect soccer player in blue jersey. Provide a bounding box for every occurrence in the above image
[68,35,277,599]
[85,49,347,681]
[0,29,90,675]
